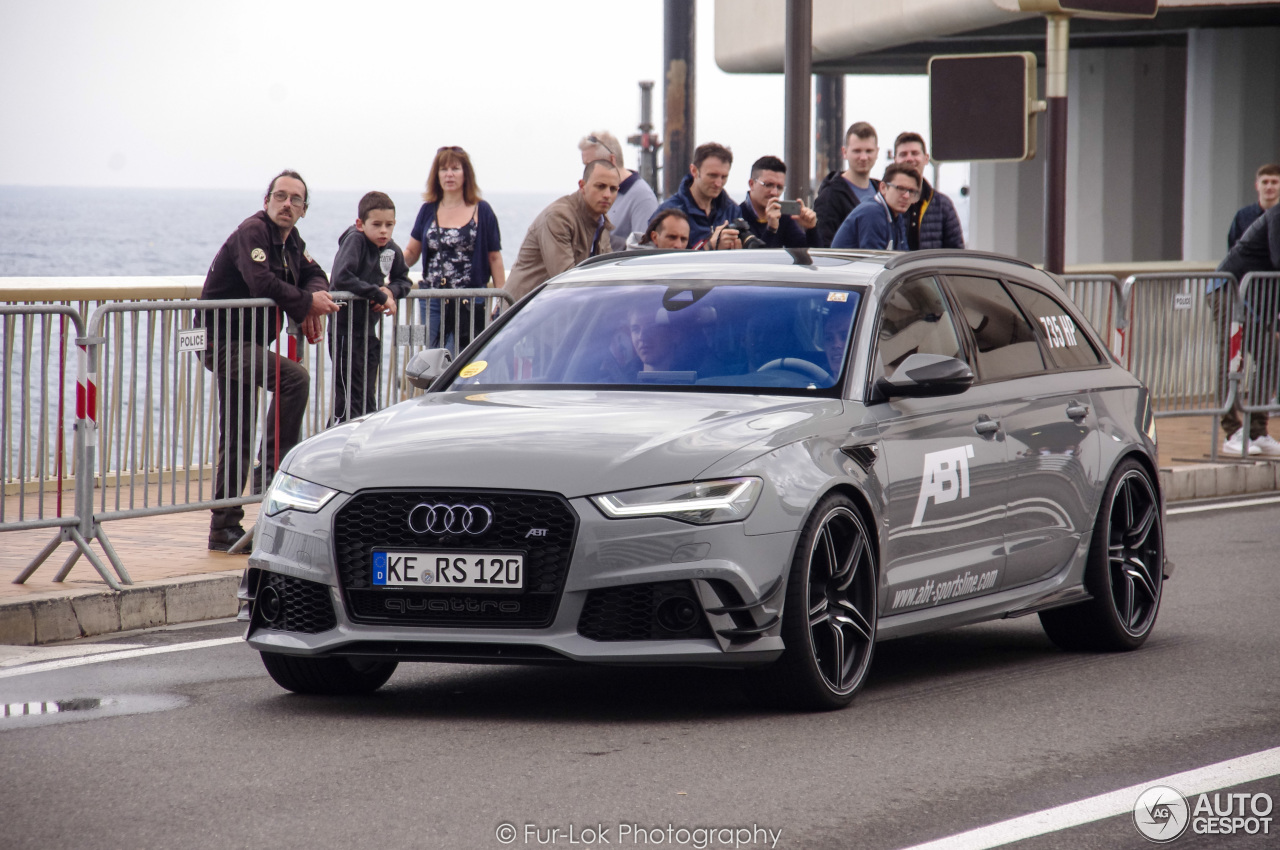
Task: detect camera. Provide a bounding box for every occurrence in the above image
[729,218,766,249]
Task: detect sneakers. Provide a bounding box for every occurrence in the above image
[1222,429,1268,457]
[1251,434,1280,457]
[208,525,249,553]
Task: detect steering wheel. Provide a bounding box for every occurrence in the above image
[756,357,832,383]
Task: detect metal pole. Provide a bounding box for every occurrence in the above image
[784,0,813,203]
[628,81,661,195]
[1044,14,1069,275]
[815,73,844,191]
[663,0,696,199]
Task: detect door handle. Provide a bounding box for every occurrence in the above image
[974,417,1000,436]
[1066,403,1089,421]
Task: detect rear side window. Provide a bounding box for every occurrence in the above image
[946,275,1047,381]
[874,276,966,380]
[1004,281,1103,369]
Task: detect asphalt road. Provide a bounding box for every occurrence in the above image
[1,498,1277,850]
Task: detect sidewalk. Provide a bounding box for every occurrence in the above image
[2,416,1278,645]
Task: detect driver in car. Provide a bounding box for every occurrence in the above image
[628,306,680,372]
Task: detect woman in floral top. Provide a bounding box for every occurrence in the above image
[404,146,504,352]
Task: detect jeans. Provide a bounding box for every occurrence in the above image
[418,294,487,353]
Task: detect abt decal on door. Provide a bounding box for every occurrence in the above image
[912,444,975,528]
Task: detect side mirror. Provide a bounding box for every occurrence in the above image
[404,348,453,389]
[875,353,974,398]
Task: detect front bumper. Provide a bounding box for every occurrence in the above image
[241,489,794,666]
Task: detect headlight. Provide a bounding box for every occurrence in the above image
[591,478,762,524]
[263,472,339,516]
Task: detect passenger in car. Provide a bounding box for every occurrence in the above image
[627,306,679,372]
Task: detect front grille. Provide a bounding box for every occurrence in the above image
[254,571,337,634]
[578,581,712,641]
[334,489,578,628]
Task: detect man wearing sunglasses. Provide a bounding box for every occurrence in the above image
[830,163,920,251]
[198,169,339,551]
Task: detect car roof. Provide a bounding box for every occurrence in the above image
[558,248,1042,290]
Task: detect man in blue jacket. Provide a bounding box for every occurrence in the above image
[655,142,742,250]
[1228,164,1279,250]
[831,164,919,250]
[893,132,965,250]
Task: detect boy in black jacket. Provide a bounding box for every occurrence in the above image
[329,191,413,424]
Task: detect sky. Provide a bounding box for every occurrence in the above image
[0,0,958,198]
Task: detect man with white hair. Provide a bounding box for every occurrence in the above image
[579,130,658,253]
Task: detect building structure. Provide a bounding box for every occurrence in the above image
[714,0,1280,265]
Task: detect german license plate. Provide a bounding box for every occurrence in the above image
[372,551,523,590]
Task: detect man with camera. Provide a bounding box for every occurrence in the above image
[655,142,742,250]
[736,156,820,249]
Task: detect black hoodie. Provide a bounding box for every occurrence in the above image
[328,225,413,335]
[813,170,880,248]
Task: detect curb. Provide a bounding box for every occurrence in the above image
[1158,460,1280,502]
[0,571,242,646]
[1,464,1276,646]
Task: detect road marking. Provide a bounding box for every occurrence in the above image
[897,745,1280,850]
[1168,495,1280,515]
[0,637,243,679]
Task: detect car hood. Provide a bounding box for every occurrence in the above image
[286,390,843,497]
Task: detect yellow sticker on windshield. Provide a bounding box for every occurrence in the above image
[459,361,487,378]
[827,292,849,302]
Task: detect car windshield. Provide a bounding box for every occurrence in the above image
[446,281,862,393]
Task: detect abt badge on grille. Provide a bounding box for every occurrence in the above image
[525,528,547,538]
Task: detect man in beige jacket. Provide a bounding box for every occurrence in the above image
[503,160,621,302]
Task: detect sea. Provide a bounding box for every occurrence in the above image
[0,185,561,278]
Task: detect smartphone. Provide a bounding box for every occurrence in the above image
[779,200,802,216]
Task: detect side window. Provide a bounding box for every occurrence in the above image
[874,276,965,380]
[1004,281,1103,369]
[946,275,1047,381]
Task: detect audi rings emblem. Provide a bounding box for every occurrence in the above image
[407,503,494,535]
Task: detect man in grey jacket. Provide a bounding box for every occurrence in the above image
[503,161,620,302]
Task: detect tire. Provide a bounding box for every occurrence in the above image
[1040,458,1164,652]
[260,652,397,695]
[744,494,878,710]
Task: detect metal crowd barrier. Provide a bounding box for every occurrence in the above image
[3,304,135,589]
[1061,274,1123,358]
[1236,271,1280,454]
[7,287,514,582]
[1120,272,1238,424]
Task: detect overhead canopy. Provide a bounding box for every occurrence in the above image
[714,0,1280,74]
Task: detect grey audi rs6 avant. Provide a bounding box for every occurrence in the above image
[242,248,1168,710]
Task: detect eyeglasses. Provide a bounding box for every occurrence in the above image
[756,180,785,192]
[270,191,307,207]
[885,183,921,199]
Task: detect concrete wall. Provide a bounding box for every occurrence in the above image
[1182,27,1280,263]
[970,45,1187,266]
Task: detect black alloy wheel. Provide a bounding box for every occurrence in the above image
[744,494,878,710]
[1040,458,1163,652]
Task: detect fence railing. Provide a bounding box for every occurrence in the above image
[4,286,513,583]
[1061,274,1124,358]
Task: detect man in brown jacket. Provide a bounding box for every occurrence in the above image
[503,160,621,302]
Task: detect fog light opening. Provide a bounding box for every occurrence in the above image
[655,596,701,633]
[258,585,282,624]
